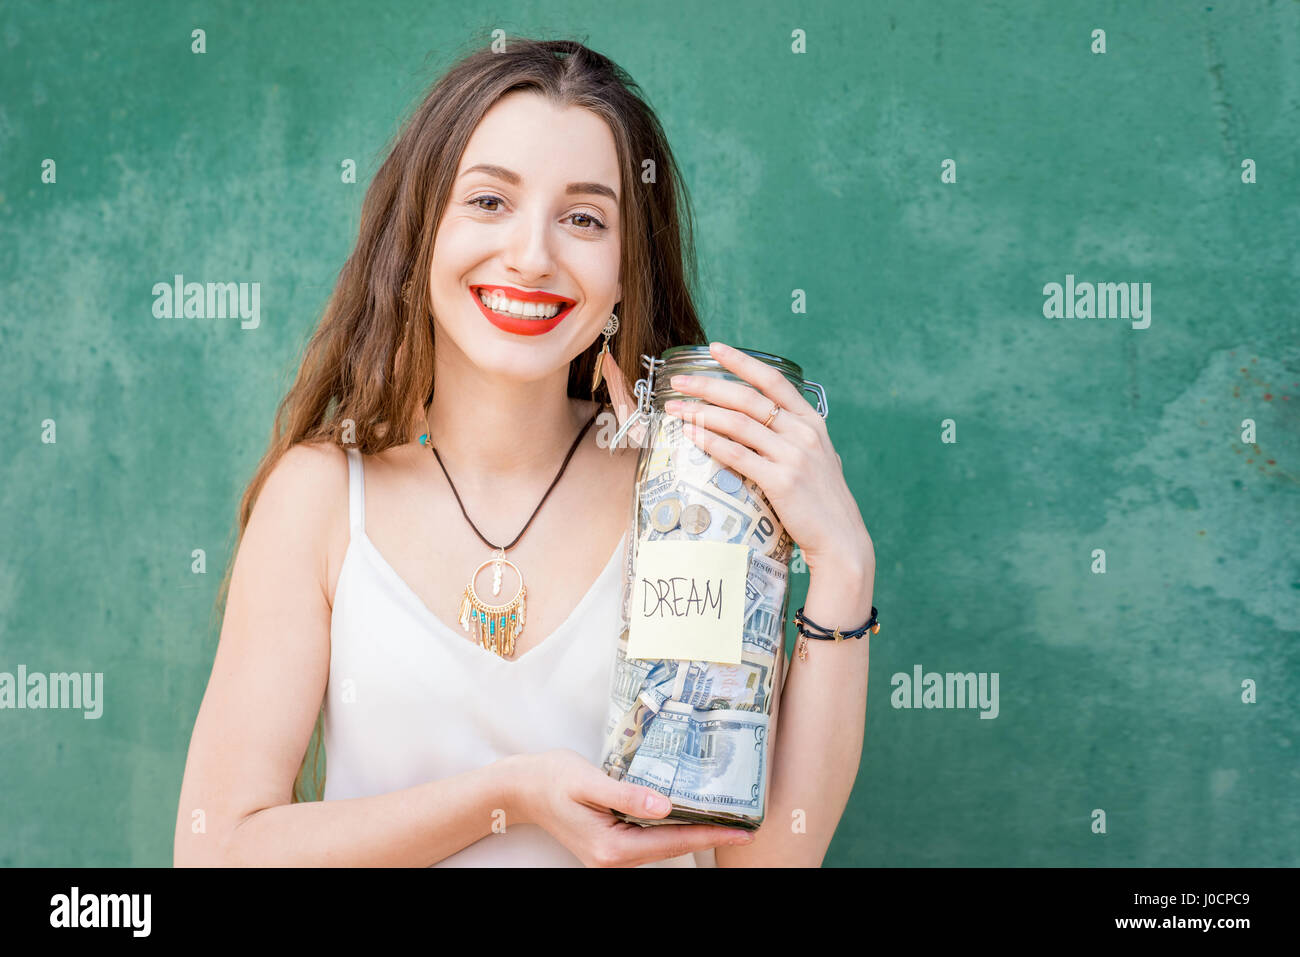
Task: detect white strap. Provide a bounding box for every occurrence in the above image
[345,447,365,535]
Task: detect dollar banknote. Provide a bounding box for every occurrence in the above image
[669,708,770,816]
[601,673,676,779]
[621,704,771,818]
[672,658,771,713]
[621,698,695,794]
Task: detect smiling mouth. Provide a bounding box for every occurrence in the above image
[469,286,577,336]
[473,287,575,319]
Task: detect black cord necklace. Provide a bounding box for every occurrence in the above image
[419,410,599,658]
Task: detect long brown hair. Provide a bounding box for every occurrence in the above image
[208,36,707,803]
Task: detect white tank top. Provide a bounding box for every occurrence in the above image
[323,447,715,867]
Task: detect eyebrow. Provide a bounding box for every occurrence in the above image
[457,163,618,203]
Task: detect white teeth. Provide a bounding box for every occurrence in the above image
[476,289,565,319]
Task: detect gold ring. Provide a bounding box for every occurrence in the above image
[762,404,781,428]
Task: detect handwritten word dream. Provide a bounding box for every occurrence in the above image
[640,576,724,619]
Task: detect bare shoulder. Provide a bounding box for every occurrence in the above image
[252,441,349,532]
[242,440,352,597]
[269,438,349,482]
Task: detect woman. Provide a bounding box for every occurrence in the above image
[174,37,875,867]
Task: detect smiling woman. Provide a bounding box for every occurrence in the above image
[173,36,755,869]
[430,89,626,360]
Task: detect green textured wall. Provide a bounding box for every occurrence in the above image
[1,1,1296,866]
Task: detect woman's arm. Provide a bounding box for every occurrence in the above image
[714,560,873,867]
[201,757,527,867]
[173,443,525,867]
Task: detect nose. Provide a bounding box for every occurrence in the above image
[501,206,556,282]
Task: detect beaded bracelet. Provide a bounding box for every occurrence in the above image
[792,605,879,661]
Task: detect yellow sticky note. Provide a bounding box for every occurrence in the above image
[625,540,748,664]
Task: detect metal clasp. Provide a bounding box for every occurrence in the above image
[610,354,664,450]
[802,379,829,419]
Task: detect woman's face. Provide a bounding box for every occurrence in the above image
[429,89,623,386]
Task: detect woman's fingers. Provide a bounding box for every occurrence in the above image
[617,823,752,866]
[580,764,673,819]
[695,341,821,424]
[568,749,755,865]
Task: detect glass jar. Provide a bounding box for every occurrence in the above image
[599,345,828,830]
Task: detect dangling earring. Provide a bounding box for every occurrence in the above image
[590,312,619,399]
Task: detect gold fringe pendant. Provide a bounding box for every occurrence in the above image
[457,549,528,658]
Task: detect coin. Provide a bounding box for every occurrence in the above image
[681,482,752,544]
[712,467,742,494]
[680,503,712,535]
[687,440,711,466]
[651,497,681,532]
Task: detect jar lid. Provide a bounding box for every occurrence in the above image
[651,345,806,407]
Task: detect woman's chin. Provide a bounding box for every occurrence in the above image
[466,345,574,383]
[435,319,592,384]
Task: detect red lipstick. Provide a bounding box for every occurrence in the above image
[471,285,577,336]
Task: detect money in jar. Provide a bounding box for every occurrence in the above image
[599,345,829,830]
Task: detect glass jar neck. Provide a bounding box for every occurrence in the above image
[650,345,804,410]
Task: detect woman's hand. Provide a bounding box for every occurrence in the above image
[664,341,874,577]
[511,749,754,867]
